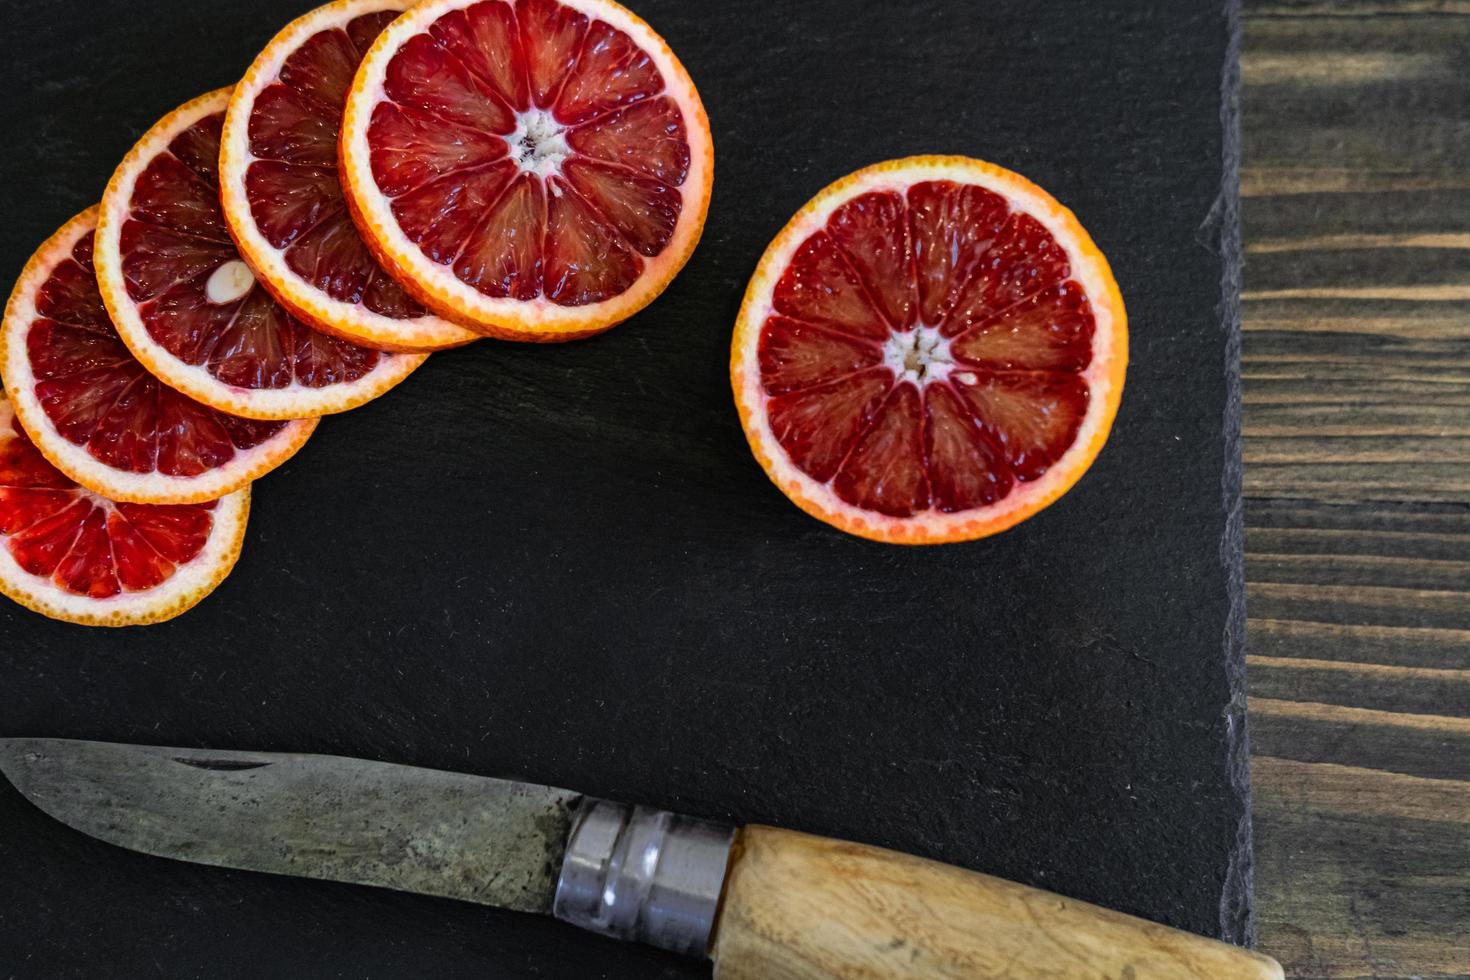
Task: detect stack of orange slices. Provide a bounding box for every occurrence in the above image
[1,0,713,625]
[2,0,1126,624]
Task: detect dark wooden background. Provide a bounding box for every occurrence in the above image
[0,1,1463,976]
[1242,1,1470,976]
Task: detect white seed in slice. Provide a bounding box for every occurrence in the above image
[206,260,256,305]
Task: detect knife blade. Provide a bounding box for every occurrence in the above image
[0,737,580,913]
[0,738,1283,980]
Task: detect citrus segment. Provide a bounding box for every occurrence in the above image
[519,0,586,107]
[220,1,480,352]
[944,213,1071,335]
[542,179,640,303]
[384,31,516,132]
[97,88,426,420]
[563,98,689,184]
[922,382,1013,512]
[772,233,888,342]
[561,156,679,255]
[907,180,1009,327]
[766,369,890,485]
[825,191,917,332]
[948,282,1094,373]
[451,172,544,299]
[430,1,526,109]
[0,395,249,626]
[555,20,663,124]
[341,0,713,340]
[956,372,1090,482]
[1,208,316,504]
[732,156,1127,545]
[757,316,883,396]
[365,104,507,197]
[830,382,931,519]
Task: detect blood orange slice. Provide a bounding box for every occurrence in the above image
[96,88,427,421]
[732,156,1127,545]
[221,0,481,352]
[339,0,713,341]
[1,208,317,504]
[0,395,249,626]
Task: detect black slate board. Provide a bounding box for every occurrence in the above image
[0,1,1250,976]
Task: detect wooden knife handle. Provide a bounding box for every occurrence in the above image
[709,826,1283,980]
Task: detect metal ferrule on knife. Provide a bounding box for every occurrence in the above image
[552,799,734,957]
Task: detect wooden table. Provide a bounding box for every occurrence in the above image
[1242,2,1470,976]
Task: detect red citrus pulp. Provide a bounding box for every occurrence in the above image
[95,88,427,421]
[221,0,481,352]
[340,0,713,340]
[732,156,1127,544]
[1,208,317,504]
[0,395,249,626]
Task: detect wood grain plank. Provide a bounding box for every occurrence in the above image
[1249,553,1470,590]
[1242,1,1470,976]
[1249,582,1470,629]
[1249,525,1470,564]
[1252,697,1469,790]
[1252,757,1470,980]
[1250,619,1470,670]
[1248,657,1470,716]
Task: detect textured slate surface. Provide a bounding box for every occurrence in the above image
[0,1,1249,977]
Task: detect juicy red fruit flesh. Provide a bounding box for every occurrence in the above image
[0,417,216,599]
[28,231,287,477]
[245,10,431,321]
[757,181,1097,519]
[123,111,383,390]
[368,0,692,306]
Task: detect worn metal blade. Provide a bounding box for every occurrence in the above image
[0,738,581,914]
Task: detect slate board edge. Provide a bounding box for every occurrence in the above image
[1215,0,1256,950]
[0,0,1258,972]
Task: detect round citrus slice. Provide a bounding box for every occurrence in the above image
[732,156,1128,545]
[221,0,481,352]
[96,88,427,421]
[340,0,713,341]
[0,394,249,626]
[1,208,317,505]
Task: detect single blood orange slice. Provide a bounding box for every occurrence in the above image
[1,208,317,505]
[95,89,427,421]
[340,0,713,341]
[221,0,481,352]
[0,395,249,626]
[732,156,1127,545]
